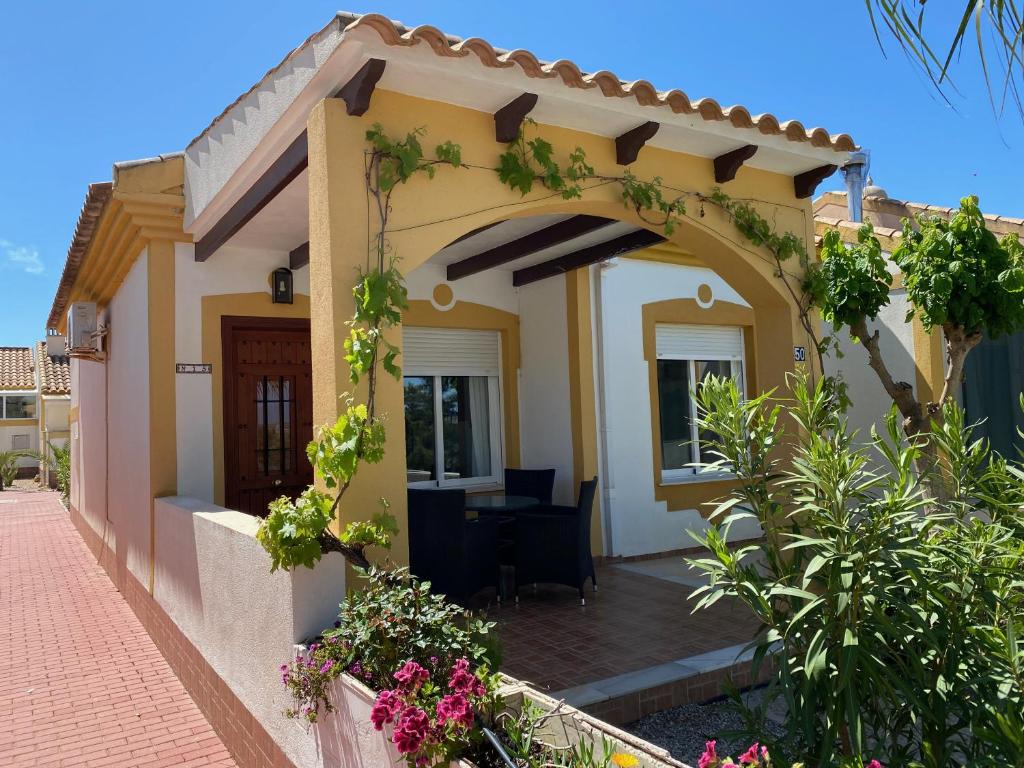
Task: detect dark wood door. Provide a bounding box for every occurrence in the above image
[222,317,313,516]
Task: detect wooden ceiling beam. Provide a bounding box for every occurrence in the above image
[194,131,308,262]
[713,144,758,183]
[615,121,659,165]
[446,215,614,281]
[289,242,310,270]
[494,93,538,142]
[512,229,665,287]
[335,58,386,116]
[794,164,838,199]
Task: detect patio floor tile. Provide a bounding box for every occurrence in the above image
[0,490,238,767]
[474,557,760,694]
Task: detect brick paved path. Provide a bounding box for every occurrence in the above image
[0,490,237,767]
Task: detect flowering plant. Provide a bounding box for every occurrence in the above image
[697,740,883,768]
[371,658,497,766]
[280,566,498,724]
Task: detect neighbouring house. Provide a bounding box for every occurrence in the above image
[814,185,1024,456]
[0,338,70,484]
[48,11,860,768]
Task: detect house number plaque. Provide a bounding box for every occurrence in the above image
[176,363,213,374]
[793,346,806,362]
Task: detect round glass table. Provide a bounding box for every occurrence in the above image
[464,494,539,513]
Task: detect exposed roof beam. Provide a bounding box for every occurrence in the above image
[194,132,308,262]
[713,145,758,183]
[446,215,615,281]
[794,164,838,199]
[512,229,665,287]
[615,121,660,165]
[289,242,310,270]
[494,93,538,142]
[335,58,386,116]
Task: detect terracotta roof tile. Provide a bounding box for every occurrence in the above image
[189,11,857,155]
[47,182,113,331]
[35,342,70,395]
[0,347,35,390]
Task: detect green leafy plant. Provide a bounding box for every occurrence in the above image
[688,372,1024,767]
[48,441,71,499]
[0,450,36,489]
[256,126,462,571]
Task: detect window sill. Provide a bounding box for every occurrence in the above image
[659,472,735,487]
[464,483,505,495]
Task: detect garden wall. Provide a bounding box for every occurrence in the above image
[153,496,346,768]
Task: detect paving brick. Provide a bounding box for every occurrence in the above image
[0,490,238,767]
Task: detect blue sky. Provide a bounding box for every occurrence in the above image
[1,1,1020,348]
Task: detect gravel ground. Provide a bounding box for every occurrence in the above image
[624,689,787,766]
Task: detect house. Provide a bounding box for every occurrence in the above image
[0,339,70,484]
[814,185,1024,455]
[48,13,860,765]
[52,11,860,574]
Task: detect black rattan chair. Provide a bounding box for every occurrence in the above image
[407,488,500,606]
[503,468,556,505]
[513,476,598,605]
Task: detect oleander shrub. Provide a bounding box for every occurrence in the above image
[688,373,1024,767]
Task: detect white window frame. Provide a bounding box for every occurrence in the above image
[0,392,38,420]
[403,329,505,490]
[655,327,745,484]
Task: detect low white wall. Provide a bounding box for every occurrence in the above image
[154,496,346,768]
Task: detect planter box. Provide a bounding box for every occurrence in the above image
[316,673,473,767]
[312,670,688,768]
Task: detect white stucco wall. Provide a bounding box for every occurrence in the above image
[825,289,917,445]
[43,397,71,433]
[173,242,310,502]
[596,258,759,557]
[70,355,108,542]
[0,423,38,469]
[517,275,576,505]
[154,496,347,768]
[107,252,153,585]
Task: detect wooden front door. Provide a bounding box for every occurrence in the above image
[222,317,313,516]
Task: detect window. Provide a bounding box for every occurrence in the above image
[403,328,503,487]
[654,324,745,481]
[2,395,37,419]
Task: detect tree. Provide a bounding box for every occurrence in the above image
[866,1,1024,119]
[818,195,1024,488]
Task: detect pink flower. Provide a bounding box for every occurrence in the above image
[448,659,485,697]
[738,743,761,765]
[394,660,430,690]
[865,762,884,768]
[436,692,474,728]
[698,740,719,768]
[392,705,431,754]
[369,689,402,730]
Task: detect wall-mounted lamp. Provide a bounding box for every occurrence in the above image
[272,267,293,304]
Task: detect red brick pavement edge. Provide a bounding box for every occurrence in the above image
[0,490,239,768]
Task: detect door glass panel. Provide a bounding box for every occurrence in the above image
[404,377,436,483]
[441,376,492,481]
[254,375,295,476]
[657,360,693,470]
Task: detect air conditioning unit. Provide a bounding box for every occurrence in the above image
[67,302,98,352]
